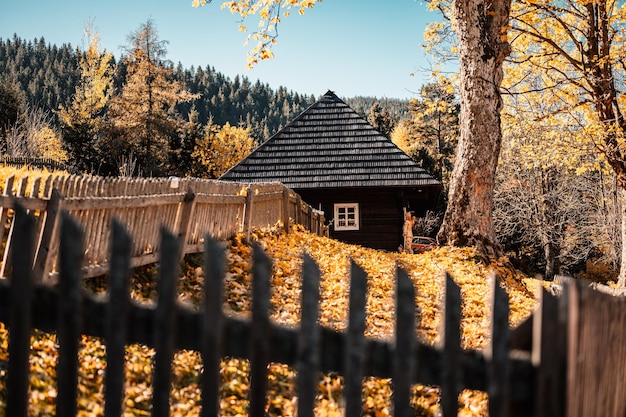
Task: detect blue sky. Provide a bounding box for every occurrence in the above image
[1,0,445,99]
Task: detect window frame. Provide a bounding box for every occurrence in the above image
[334,203,360,231]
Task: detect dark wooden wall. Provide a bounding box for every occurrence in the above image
[296,186,439,251]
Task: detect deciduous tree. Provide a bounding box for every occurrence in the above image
[495,109,604,279]
[5,104,67,162]
[430,0,512,258]
[57,25,113,173]
[192,120,255,179]
[506,0,626,284]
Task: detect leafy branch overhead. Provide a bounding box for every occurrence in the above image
[193,0,321,68]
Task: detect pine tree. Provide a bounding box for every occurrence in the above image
[367,103,394,138]
[106,19,197,176]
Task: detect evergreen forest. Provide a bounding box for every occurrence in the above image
[0,34,410,177]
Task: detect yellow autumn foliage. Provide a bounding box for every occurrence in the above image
[193,0,321,68]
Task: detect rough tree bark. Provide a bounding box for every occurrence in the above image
[437,0,512,259]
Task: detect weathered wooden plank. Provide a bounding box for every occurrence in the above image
[441,273,461,417]
[200,237,226,417]
[393,267,415,417]
[534,284,566,417]
[61,192,186,210]
[5,204,35,417]
[32,189,64,283]
[103,219,132,417]
[249,243,272,417]
[344,260,368,417]
[243,187,253,241]
[486,273,510,417]
[297,254,321,417]
[0,175,15,273]
[0,194,48,210]
[0,177,29,277]
[151,227,181,417]
[55,212,84,417]
[282,187,291,232]
[564,280,626,417]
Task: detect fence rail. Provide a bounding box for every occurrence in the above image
[0,174,325,283]
[0,206,536,417]
[0,156,71,173]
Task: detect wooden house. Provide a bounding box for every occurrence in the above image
[220,90,441,251]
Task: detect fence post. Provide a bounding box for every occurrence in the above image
[297,254,321,417]
[151,227,181,417]
[344,260,368,417]
[0,177,28,278]
[5,204,35,417]
[104,219,132,417]
[32,188,64,283]
[0,175,16,256]
[486,273,511,417]
[177,187,196,260]
[243,186,253,242]
[249,244,272,416]
[393,268,416,417]
[55,212,84,417]
[534,283,567,417]
[295,194,302,225]
[282,187,290,233]
[441,273,462,417]
[200,237,226,417]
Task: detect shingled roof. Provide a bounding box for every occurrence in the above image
[220,90,441,189]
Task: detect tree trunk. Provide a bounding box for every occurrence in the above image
[437,0,512,259]
[617,186,626,286]
[543,241,560,281]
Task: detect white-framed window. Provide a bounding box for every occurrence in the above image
[334,203,359,231]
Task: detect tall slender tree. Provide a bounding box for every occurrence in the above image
[57,24,113,173]
[107,19,197,175]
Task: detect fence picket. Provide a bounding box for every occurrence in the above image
[0,177,29,277]
[32,188,63,282]
[0,176,15,261]
[535,286,566,417]
[200,237,226,417]
[487,273,510,417]
[344,260,368,417]
[393,267,416,417]
[5,204,35,417]
[297,254,321,417]
[56,212,84,417]
[104,219,132,417]
[151,227,181,417]
[441,273,462,417]
[249,244,272,417]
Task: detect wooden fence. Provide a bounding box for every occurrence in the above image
[0,174,325,283]
[0,156,72,173]
[2,206,625,416]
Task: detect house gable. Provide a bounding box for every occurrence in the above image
[220,90,442,251]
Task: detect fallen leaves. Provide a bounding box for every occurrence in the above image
[0,223,538,416]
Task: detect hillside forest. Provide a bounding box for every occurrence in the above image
[0,17,621,283]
